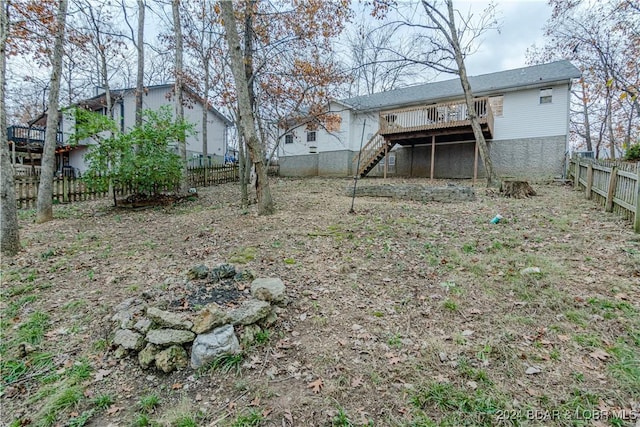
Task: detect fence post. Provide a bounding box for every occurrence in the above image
[635,162,640,233]
[63,176,69,203]
[574,158,580,188]
[585,163,593,199]
[605,166,618,212]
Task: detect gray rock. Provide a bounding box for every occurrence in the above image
[155,345,189,373]
[146,329,195,346]
[114,346,127,359]
[111,298,146,329]
[138,343,161,369]
[113,329,144,351]
[210,264,236,281]
[240,324,262,347]
[187,265,210,280]
[260,310,279,328]
[192,304,231,334]
[133,317,153,334]
[229,300,271,326]
[190,325,240,369]
[146,307,193,330]
[251,278,286,303]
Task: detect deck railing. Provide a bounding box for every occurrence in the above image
[379,97,493,136]
[7,125,64,145]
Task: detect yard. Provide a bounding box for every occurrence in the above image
[1,177,639,427]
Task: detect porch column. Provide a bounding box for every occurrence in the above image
[430,135,435,181]
[473,141,479,184]
[12,141,15,165]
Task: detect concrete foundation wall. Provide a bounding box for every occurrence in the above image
[279,150,356,177]
[489,135,566,179]
[279,135,566,180]
[369,135,565,180]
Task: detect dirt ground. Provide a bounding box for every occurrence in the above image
[1,177,639,427]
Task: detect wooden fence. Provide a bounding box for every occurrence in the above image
[568,156,640,232]
[14,164,239,209]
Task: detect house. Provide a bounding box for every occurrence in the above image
[277,60,581,180]
[7,83,233,176]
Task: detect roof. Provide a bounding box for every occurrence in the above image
[340,60,581,112]
[77,83,233,126]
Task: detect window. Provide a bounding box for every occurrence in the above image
[307,131,316,142]
[284,134,293,144]
[540,88,553,104]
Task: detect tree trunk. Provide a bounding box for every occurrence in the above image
[0,0,20,255]
[202,54,209,162]
[443,0,498,187]
[220,1,274,215]
[500,180,537,198]
[237,124,249,208]
[135,0,144,126]
[580,78,593,152]
[36,0,68,224]
[172,0,188,193]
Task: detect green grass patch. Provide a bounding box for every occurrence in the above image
[332,407,353,426]
[229,247,257,264]
[35,384,84,426]
[230,409,263,427]
[17,311,50,345]
[608,343,640,396]
[410,381,506,426]
[138,393,161,414]
[208,352,244,375]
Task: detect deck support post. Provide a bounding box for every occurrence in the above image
[384,143,388,179]
[473,141,479,184]
[430,136,435,181]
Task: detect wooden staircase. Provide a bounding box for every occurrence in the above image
[352,131,396,177]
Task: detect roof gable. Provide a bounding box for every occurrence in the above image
[341,60,581,112]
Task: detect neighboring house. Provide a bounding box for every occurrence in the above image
[7,83,233,176]
[277,60,581,180]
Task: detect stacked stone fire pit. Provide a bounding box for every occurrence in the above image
[110,264,286,373]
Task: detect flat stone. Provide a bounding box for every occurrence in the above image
[210,264,236,281]
[190,325,240,369]
[187,265,209,280]
[155,345,189,373]
[229,300,271,326]
[240,324,262,347]
[251,278,286,303]
[192,304,231,334]
[113,329,144,351]
[146,307,193,330]
[138,343,161,369]
[133,317,153,334]
[111,298,146,329]
[146,329,195,346]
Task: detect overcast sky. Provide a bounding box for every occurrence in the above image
[457,0,552,76]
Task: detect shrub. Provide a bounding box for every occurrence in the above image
[624,143,640,161]
[77,106,193,197]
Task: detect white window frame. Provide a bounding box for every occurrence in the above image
[306,131,316,142]
[539,88,553,104]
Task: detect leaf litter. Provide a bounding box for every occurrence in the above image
[1,177,639,426]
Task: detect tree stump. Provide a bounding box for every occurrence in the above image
[500,180,537,199]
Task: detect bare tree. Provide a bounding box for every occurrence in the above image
[346,20,427,96]
[419,0,498,186]
[220,0,273,215]
[171,0,188,192]
[1,0,20,255]
[36,0,69,223]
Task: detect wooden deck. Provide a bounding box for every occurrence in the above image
[354,98,494,177]
[379,97,494,138]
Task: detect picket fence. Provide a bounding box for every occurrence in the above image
[14,164,239,209]
[568,156,640,232]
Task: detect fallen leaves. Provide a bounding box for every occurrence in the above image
[307,377,323,393]
[588,349,610,361]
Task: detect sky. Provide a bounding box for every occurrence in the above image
[454,0,553,77]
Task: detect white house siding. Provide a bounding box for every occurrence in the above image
[278,105,379,176]
[492,84,570,140]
